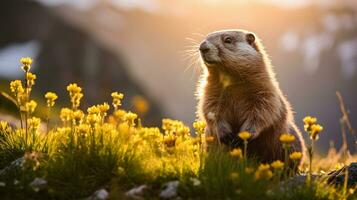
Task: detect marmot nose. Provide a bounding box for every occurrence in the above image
[199,41,210,53]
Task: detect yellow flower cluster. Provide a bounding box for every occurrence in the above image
[10,80,27,108]
[27,117,41,131]
[8,58,38,122]
[98,103,110,117]
[87,113,100,126]
[20,57,33,72]
[25,100,37,114]
[113,109,126,122]
[303,116,323,140]
[86,105,107,126]
[303,116,317,127]
[124,111,137,127]
[45,92,58,107]
[10,80,24,96]
[67,83,83,110]
[193,121,206,135]
[0,121,12,133]
[26,72,36,90]
[60,108,73,123]
[163,119,184,134]
[254,164,273,180]
[73,110,84,124]
[111,92,124,110]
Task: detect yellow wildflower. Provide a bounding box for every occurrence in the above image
[303,116,317,126]
[113,109,126,121]
[27,117,41,131]
[177,126,190,136]
[349,188,355,195]
[162,119,184,134]
[118,122,130,134]
[20,57,33,72]
[245,167,254,174]
[25,100,37,114]
[271,160,284,170]
[87,106,100,115]
[289,151,303,161]
[191,137,201,145]
[193,121,206,135]
[77,124,90,136]
[67,83,83,109]
[67,83,82,95]
[72,110,84,123]
[73,93,83,109]
[45,92,58,107]
[309,124,323,140]
[230,148,242,158]
[164,134,176,147]
[257,163,270,171]
[132,95,149,114]
[238,131,251,140]
[60,108,73,122]
[98,103,110,114]
[279,133,295,144]
[0,121,12,133]
[17,93,27,107]
[10,80,24,96]
[229,172,239,180]
[254,164,273,180]
[111,92,124,110]
[26,72,36,88]
[124,111,137,127]
[87,114,99,126]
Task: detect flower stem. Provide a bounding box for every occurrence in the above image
[243,140,248,166]
[283,145,289,179]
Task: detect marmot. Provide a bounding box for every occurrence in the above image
[196,29,305,164]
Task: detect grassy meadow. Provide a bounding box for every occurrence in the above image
[0,57,356,200]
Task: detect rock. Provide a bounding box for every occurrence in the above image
[0,157,24,179]
[125,185,147,199]
[87,189,109,200]
[280,173,319,190]
[159,181,179,199]
[328,162,357,187]
[189,178,201,186]
[29,177,47,192]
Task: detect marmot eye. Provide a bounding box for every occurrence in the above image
[224,37,233,44]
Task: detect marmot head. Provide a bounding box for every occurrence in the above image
[199,29,266,75]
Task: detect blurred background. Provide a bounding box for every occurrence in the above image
[0,0,356,154]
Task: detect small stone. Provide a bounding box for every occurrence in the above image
[190,178,201,186]
[125,185,147,199]
[93,189,109,200]
[328,162,357,187]
[0,182,5,187]
[29,178,47,192]
[160,181,179,199]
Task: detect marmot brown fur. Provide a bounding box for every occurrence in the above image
[196,29,306,164]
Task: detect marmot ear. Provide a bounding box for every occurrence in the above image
[246,33,255,45]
